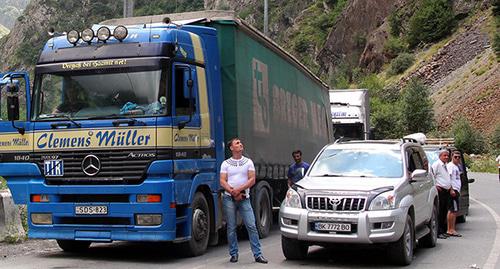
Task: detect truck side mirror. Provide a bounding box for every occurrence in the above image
[6,83,20,121]
[7,95,20,121]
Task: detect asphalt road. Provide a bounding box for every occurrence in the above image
[0,172,499,269]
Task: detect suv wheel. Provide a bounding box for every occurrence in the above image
[456,214,466,223]
[281,235,308,260]
[420,204,437,248]
[388,215,414,265]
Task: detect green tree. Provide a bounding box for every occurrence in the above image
[400,79,434,133]
[370,97,404,139]
[452,117,487,154]
[407,0,455,48]
[491,123,500,155]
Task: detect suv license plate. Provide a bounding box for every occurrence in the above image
[315,222,351,232]
[75,205,108,215]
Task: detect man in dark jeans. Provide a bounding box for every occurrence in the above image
[219,138,268,264]
[430,150,454,239]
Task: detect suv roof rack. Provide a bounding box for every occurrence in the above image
[425,137,454,146]
[401,137,418,144]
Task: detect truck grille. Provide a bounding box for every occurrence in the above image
[306,196,366,211]
[32,149,156,185]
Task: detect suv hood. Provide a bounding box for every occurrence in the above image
[296,176,400,192]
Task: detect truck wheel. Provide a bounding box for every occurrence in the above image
[56,240,91,252]
[281,235,308,260]
[388,215,414,265]
[179,192,210,257]
[420,204,437,248]
[456,214,466,223]
[253,182,272,238]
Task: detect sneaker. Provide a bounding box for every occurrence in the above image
[230,255,238,263]
[255,255,268,264]
[437,234,448,239]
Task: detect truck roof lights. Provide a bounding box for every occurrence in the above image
[97,26,111,42]
[81,28,94,43]
[66,30,79,45]
[113,25,128,41]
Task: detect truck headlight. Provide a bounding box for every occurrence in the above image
[284,188,302,208]
[368,191,396,210]
[97,26,111,41]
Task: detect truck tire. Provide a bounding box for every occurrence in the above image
[252,182,272,238]
[388,215,414,265]
[179,192,210,257]
[420,204,437,248]
[56,240,91,252]
[281,235,308,260]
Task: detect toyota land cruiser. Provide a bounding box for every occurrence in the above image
[279,139,438,265]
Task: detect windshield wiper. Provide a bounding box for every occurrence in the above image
[87,114,121,120]
[310,174,345,177]
[38,113,81,128]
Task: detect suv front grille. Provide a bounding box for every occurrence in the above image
[306,196,366,211]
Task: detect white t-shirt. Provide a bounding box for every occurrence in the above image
[220,156,255,198]
[431,160,451,189]
[447,162,461,192]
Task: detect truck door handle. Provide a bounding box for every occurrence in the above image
[51,122,71,129]
[112,119,136,127]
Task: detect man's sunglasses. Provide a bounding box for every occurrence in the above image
[453,156,461,159]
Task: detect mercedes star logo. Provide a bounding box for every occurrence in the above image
[82,155,101,176]
[329,197,342,207]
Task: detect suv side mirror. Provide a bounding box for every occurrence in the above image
[411,169,427,179]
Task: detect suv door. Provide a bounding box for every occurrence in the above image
[406,146,428,226]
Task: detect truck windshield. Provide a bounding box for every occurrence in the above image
[32,68,167,120]
[309,148,403,178]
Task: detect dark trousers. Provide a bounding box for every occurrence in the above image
[437,187,450,234]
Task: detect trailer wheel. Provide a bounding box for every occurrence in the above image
[179,192,210,256]
[56,240,91,252]
[253,182,272,238]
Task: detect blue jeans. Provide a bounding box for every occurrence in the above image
[223,195,262,258]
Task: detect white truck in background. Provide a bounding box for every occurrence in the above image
[329,89,370,140]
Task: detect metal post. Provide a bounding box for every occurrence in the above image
[264,0,268,36]
[123,0,134,18]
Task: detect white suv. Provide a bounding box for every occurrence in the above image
[279,139,438,265]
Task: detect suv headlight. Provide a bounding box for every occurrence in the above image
[284,188,302,208]
[368,191,396,210]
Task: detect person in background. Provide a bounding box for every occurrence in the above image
[219,138,268,264]
[287,150,310,187]
[430,149,453,239]
[496,154,500,182]
[446,151,462,237]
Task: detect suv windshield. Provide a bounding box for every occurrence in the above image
[32,67,167,120]
[309,148,403,178]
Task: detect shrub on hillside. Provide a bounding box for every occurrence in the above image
[384,36,407,59]
[407,0,455,48]
[388,53,414,75]
[452,117,487,154]
[400,79,434,134]
[491,123,500,155]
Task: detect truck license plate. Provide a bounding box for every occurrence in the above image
[315,222,351,232]
[75,205,108,215]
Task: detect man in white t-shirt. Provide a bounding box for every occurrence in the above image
[446,151,462,237]
[430,149,453,239]
[496,155,500,182]
[219,138,267,264]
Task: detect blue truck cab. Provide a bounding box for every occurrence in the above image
[1,15,225,256]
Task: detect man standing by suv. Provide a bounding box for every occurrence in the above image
[287,150,310,187]
[446,151,462,237]
[431,150,454,239]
